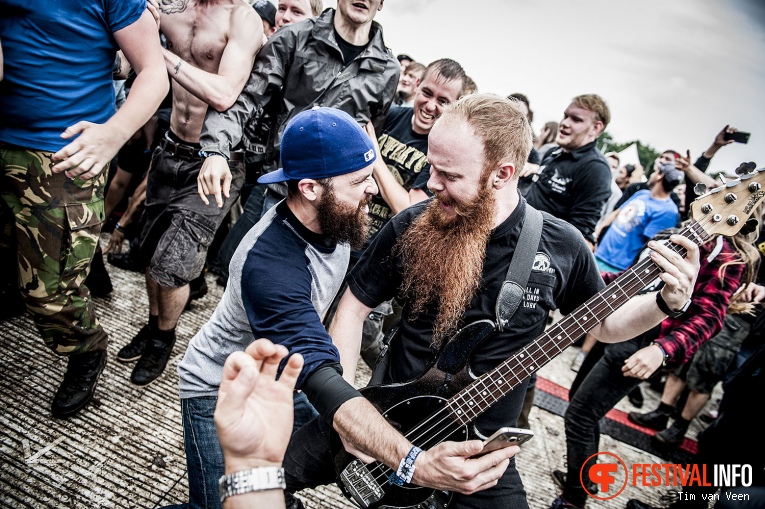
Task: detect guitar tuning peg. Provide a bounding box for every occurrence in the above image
[719,174,728,185]
[693,182,707,196]
[746,161,757,171]
[735,163,749,176]
[739,218,759,236]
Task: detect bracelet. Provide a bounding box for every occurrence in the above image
[218,466,285,503]
[114,222,125,232]
[652,341,668,368]
[389,446,422,486]
[199,150,229,160]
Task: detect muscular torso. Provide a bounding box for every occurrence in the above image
[159,0,240,142]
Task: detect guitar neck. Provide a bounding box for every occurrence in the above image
[446,220,710,425]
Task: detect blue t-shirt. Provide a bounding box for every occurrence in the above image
[596,189,679,270]
[0,0,145,151]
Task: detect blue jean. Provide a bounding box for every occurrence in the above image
[164,392,318,509]
[562,337,647,507]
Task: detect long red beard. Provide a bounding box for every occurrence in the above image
[394,185,496,347]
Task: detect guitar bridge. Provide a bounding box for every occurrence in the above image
[340,459,384,508]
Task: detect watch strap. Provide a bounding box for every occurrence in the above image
[219,466,285,503]
[655,292,688,318]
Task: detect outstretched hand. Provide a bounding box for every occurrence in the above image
[712,125,737,149]
[215,339,304,471]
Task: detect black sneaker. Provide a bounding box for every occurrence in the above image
[51,350,107,418]
[130,335,176,386]
[627,409,669,431]
[627,386,644,408]
[653,420,688,448]
[116,324,152,363]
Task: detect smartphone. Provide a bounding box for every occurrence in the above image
[724,131,750,144]
[477,427,535,456]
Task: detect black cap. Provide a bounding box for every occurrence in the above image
[253,0,276,27]
[397,54,414,63]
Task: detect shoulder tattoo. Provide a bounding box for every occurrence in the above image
[160,0,189,14]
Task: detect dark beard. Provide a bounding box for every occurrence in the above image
[317,188,372,251]
[394,184,496,348]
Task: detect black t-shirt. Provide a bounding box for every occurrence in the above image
[525,141,612,243]
[347,198,605,433]
[335,29,367,64]
[367,106,430,242]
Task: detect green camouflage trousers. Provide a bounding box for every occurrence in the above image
[0,144,108,354]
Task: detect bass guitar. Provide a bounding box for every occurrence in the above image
[338,165,765,509]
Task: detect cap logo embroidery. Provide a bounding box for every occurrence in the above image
[364,149,374,162]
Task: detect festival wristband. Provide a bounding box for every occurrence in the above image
[389,446,422,486]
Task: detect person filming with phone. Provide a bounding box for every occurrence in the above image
[675,125,750,221]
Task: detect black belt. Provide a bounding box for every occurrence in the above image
[160,134,244,162]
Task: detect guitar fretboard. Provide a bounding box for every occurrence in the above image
[446,220,710,425]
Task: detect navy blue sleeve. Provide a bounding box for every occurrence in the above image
[241,228,340,388]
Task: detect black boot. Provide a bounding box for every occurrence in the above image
[116,324,152,363]
[51,349,107,418]
[627,408,670,430]
[131,332,176,386]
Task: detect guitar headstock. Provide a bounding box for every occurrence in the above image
[690,164,765,238]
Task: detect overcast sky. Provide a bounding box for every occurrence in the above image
[322,0,764,175]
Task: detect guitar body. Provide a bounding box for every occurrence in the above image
[337,320,497,508]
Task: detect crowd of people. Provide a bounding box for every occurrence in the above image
[1,1,763,508]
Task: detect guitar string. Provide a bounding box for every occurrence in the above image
[361,221,711,488]
[360,224,701,487]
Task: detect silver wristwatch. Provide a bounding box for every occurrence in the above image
[219,466,286,503]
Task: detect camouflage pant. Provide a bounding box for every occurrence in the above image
[0,144,108,354]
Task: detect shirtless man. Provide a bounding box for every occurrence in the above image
[116,0,263,387]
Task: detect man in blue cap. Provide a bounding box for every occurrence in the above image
[172,107,378,509]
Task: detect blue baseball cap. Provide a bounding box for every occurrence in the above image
[258,107,377,184]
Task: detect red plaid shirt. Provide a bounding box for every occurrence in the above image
[602,236,745,366]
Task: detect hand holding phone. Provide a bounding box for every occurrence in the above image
[475,427,534,457]
[724,131,750,144]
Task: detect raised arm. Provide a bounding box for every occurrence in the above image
[592,234,700,342]
[52,10,168,178]
[363,122,429,215]
[162,8,262,112]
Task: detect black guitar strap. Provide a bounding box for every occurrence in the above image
[369,204,544,386]
[495,205,544,331]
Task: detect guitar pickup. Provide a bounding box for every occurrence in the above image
[339,459,384,508]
